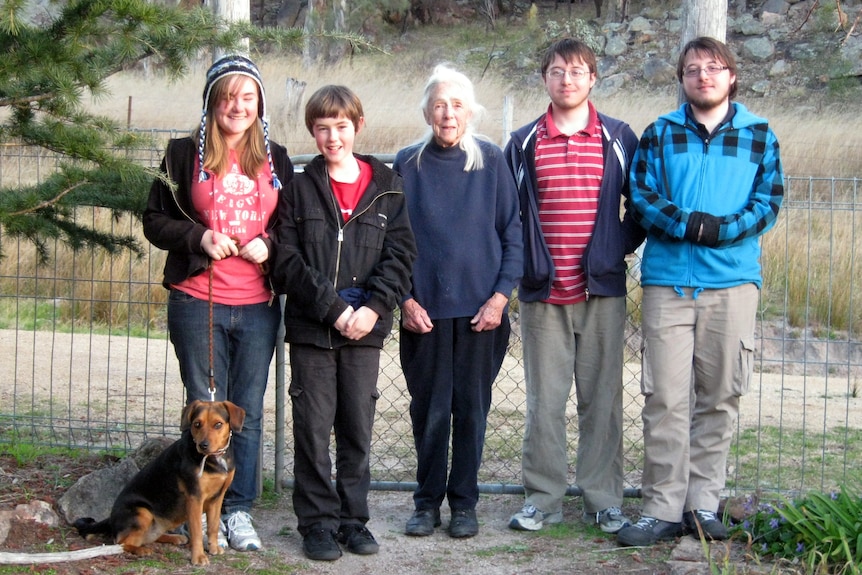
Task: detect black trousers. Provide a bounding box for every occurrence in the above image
[400,316,510,512]
[289,343,380,535]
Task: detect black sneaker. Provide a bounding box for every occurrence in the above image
[302,527,342,561]
[336,524,380,555]
[684,509,728,541]
[448,509,479,539]
[405,508,442,536]
[617,516,683,547]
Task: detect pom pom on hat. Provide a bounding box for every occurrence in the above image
[198,55,281,190]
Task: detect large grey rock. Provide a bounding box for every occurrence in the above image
[604,35,628,57]
[644,57,677,87]
[742,37,776,61]
[762,0,791,14]
[58,458,139,523]
[58,437,176,523]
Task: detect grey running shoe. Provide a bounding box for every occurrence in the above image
[224,510,261,551]
[508,503,563,531]
[593,506,632,534]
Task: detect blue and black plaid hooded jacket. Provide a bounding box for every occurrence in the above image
[630,101,784,290]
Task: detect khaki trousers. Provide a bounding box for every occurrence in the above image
[639,284,757,522]
[520,297,626,514]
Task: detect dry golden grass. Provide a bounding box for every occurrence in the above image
[95,53,862,177]
[5,50,858,337]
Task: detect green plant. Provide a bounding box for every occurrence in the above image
[734,485,862,574]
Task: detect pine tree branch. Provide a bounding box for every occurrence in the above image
[7,182,86,217]
[0,94,54,108]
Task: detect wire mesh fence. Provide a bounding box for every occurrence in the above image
[1,133,860,500]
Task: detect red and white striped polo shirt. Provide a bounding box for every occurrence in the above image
[534,102,604,304]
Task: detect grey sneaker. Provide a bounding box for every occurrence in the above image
[178,514,227,552]
[593,506,632,534]
[224,510,261,551]
[508,504,563,532]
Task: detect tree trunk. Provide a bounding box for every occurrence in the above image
[212,0,251,59]
[327,0,348,62]
[302,0,326,68]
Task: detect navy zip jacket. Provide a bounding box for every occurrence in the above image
[504,112,645,303]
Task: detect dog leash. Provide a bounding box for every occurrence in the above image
[202,265,230,477]
[207,264,217,403]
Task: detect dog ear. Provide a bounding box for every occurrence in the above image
[180,400,201,431]
[222,401,246,433]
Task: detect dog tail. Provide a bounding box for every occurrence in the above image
[74,516,112,538]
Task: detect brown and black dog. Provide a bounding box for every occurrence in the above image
[74,400,245,565]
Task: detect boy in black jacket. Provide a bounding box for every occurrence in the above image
[270,85,416,561]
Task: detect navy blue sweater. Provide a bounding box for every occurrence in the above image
[394,139,523,319]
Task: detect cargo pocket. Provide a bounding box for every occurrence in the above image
[732,337,755,396]
[640,339,654,397]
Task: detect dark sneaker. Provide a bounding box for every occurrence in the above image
[336,524,380,555]
[302,528,342,561]
[684,509,728,541]
[405,508,442,536]
[448,509,479,539]
[617,516,683,547]
[591,506,632,534]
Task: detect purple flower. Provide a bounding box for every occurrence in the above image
[830,491,839,500]
[743,520,751,530]
[769,518,780,529]
[761,543,768,552]
[796,542,805,553]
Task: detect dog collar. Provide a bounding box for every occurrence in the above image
[197,431,232,477]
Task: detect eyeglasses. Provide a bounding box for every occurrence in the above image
[547,68,589,81]
[683,64,729,77]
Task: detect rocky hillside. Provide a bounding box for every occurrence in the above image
[385,0,862,106]
[589,0,862,102]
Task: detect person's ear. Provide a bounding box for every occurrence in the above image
[356,116,366,134]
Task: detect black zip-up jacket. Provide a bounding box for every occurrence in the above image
[270,154,416,349]
[142,137,294,288]
[504,112,646,302]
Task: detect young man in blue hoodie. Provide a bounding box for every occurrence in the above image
[617,37,784,547]
[504,38,645,535]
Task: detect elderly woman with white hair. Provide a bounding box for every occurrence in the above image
[394,64,522,539]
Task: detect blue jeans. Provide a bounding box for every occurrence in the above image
[168,289,280,514]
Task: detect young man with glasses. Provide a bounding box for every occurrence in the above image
[617,36,784,547]
[504,38,645,535]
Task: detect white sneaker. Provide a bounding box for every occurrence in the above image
[508,503,563,531]
[224,510,261,551]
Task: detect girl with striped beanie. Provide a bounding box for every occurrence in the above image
[143,54,294,554]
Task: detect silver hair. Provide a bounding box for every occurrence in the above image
[413,64,488,172]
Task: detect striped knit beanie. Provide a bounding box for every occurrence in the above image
[198,55,282,190]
